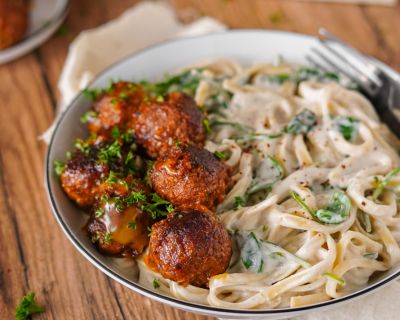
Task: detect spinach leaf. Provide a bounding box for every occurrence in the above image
[335,116,359,141]
[291,190,351,224]
[240,232,263,272]
[248,156,284,194]
[285,109,317,134]
[315,191,351,224]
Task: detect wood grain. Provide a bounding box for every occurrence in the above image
[0,0,399,319]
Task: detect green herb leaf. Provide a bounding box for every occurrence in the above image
[74,138,91,156]
[127,221,137,230]
[263,73,290,84]
[141,193,174,219]
[140,69,202,97]
[214,151,227,161]
[119,92,129,100]
[248,156,284,194]
[240,232,262,271]
[203,118,211,134]
[104,232,112,244]
[125,191,147,206]
[98,141,122,163]
[324,272,346,286]
[54,160,64,177]
[315,191,351,224]
[15,292,45,320]
[80,110,97,124]
[82,87,101,101]
[111,127,121,139]
[285,109,317,135]
[95,208,104,218]
[372,167,400,201]
[105,171,119,184]
[359,211,372,233]
[152,278,161,289]
[335,116,359,141]
[290,191,316,216]
[233,196,247,210]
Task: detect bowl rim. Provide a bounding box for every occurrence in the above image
[45,29,400,317]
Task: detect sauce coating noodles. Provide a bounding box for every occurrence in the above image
[138,59,400,309]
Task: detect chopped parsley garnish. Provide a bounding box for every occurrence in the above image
[125,191,147,206]
[54,160,64,177]
[140,69,202,97]
[80,110,97,124]
[202,118,212,134]
[95,208,104,218]
[285,109,317,135]
[15,292,45,320]
[214,150,227,161]
[127,221,137,230]
[111,127,121,139]
[104,232,112,244]
[141,193,174,219]
[82,87,101,101]
[105,171,119,184]
[110,98,118,105]
[152,278,161,289]
[155,95,164,102]
[233,196,247,210]
[119,92,129,100]
[74,138,91,156]
[98,141,121,163]
[106,79,114,93]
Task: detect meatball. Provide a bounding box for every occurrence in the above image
[132,92,206,158]
[60,138,138,208]
[146,210,232,287]
[0,0,29,49]
[150,145,231,211]
[61,146,109,208]
[87,203,152,257]
[87,81,145,139]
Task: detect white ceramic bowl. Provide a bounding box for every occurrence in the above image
[45,30,400,319]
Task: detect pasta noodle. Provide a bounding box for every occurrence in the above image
[138,59,400,309]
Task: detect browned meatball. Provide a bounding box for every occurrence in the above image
[61,147,109,208]
[87,81,145,139]
[150,145,231,211]
[87,203,152,257]
[132,92,206,158]
[87,176,152,257]
[146,210,232,287]
[0,0,29,49]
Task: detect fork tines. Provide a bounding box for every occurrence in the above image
[306,28,383,95]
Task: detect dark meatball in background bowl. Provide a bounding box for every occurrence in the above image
[150,145,231,211]
[145,210,232,287]
[0,0,30,49]
[132,92,206,158]
[87,81,145,139]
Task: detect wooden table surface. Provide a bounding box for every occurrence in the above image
[0,0,399,319]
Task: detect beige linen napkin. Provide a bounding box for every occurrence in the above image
[45,2,400,319]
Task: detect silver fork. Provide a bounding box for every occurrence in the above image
[306,28,400,137]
